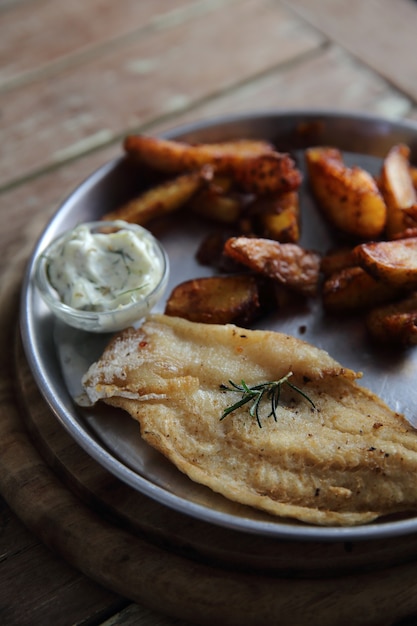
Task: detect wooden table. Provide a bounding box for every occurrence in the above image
[2,1,417,624]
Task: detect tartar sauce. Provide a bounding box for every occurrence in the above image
[46,222,163,312]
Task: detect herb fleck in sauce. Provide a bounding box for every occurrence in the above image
[46,224,162,312]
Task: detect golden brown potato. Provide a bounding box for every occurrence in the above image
[195,232,235,271]
[231,152,302,195]
[188,177,243,223]
[124,135,302,196]
[353,237,417,290]
[322,266,401,314]
[410,165,417,191]
[102,170,210,225]
[164,275,261,325]
[320,247,356,277]
[124,135,275,173]
[379,144,417,239]
[366,292,417,346]
[246,191,300,243]
[223,237,321,297]
[237,215,256,237]
[392,227,417,240]
[306,147,387,239]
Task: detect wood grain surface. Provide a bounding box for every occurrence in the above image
[3,259,417,626]
[2,0,417,624]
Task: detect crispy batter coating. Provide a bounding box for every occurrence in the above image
[82,314,417,526]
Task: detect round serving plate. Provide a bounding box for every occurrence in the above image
[20,109,417,542]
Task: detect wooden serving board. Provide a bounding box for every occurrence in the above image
[3,260,417,626]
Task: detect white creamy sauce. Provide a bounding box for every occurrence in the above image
[46,224,161,312]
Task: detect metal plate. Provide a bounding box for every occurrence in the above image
[20,110,417,542]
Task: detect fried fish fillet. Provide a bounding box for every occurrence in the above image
[81,314,417,526]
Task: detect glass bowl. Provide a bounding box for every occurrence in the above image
[34,220,170,332]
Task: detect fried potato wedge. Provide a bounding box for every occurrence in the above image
[164,275,261,325]
[320,247,356,277]
[322,266,401,313]
[366,292,417,346]
[411,165,417,191]
[246,191,300,243]
[306,147,387,239]
[102,170,209,225]
[124,135,275,173]
[379,144,417,239]
[195,232,242,273]
[224,236,321,296]
[392,227,417,240]
[353,237,417,290]
[188,177,243,223]
[232,153,302,195]
[189,191,242,223]
[124,135,301,195]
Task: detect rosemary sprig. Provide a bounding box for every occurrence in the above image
[220,372,315,428]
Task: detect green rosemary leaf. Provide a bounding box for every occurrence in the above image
[249,389,264,428]
[220,371,315,427]
[220,394,254,420]
[286,381,316,409]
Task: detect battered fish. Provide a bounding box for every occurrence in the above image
[81,314,417,526]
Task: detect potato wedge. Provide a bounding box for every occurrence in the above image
[124,135,301,195]
[195,232,241,272]
[306,147,386,239]
[224,237,321,296]
[366,292,417,346]
[247,191,300,243]
[188,177,243,223]
[164,275,261,325]
[189,191,242,223]
[379,144,417,239]
[102,170,210,225]
[320,247,356,277]
[232,153,302,195]
[411,165,417,191]
[392,227,417,240]
[322,266,401,313]
[124,135,275,173]
[353,237,417,290]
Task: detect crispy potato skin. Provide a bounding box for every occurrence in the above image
[366,292,417,346]
[411,165,417,191]
[195,232,243,273]
[306,147,387,239]
[320,247,356,277]
[232,153,302,195]
[353,238,417,290]
[110,135,303,241]
[106,134,417,345]
[379,144,417,239]
[124,135,275,172]
[224,236,320,297]
[102,170,209,225]
[322,266,401,313]
[188,177,243,223]
[124,134,301,196]
[164,275,261,325]
[246,191,300,243]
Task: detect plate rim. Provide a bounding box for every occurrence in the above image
[20,109,417,542]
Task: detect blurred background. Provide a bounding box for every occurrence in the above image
[2,0,417,264]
